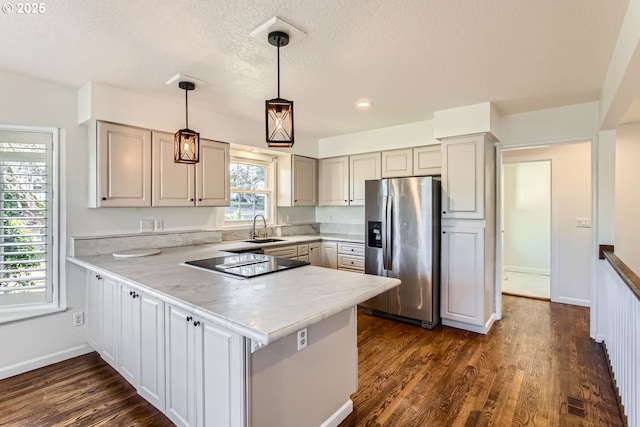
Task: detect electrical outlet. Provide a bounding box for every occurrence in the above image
[286,214,295,224]
[73,312,84,327]
[140,220,154,232]
[297,328,308,351]
[154,220,163,231]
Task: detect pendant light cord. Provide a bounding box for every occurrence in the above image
[184,88,189,129]
[277,42,281,98]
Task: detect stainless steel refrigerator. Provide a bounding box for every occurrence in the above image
[362,176,441,329]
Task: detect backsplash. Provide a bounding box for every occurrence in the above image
[69,229,223,256]
[319,223,364,236]
[221,223,320,241]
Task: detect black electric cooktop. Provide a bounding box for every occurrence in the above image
[185,253,310,279]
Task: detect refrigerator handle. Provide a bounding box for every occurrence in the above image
[385,195,393,270]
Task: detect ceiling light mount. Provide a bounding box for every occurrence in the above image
[268,31,289,48]
[265,30,294,148]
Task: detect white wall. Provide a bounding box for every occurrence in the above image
[0,70,89,375]
[318,119,438,158]
[502,161,551,274]
[615,122,640,273]
[502,143,592,306]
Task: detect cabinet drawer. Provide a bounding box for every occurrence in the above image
[337,242,364,256]
[297,255,309,262]
[263,245,298,258]
[338,255,364,271]
[297,244,309,256]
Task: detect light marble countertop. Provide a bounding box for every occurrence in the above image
[68,238,397,346]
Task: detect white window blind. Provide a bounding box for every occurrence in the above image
[0,129,55,307]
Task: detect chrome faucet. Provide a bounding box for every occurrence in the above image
[251,214,267,239]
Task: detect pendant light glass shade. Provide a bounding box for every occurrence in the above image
[265,98,294,147]
[174,81,200,164]
[266,31,294,147]
[174,128,199,164]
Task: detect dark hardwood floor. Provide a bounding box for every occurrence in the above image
[0,295,624,427]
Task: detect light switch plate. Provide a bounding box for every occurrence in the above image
[140,220,154,232]
[576,218,591,228]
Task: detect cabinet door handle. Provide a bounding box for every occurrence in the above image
[133,293,139,299]
[193,321,201,326]
[129,290,134,296]
[95,274,102,280]
[186,316,193,322]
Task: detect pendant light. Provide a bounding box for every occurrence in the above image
[265,31,294,147]
[174,81,200,164]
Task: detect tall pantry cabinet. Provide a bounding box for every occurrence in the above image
[440,133,496,334]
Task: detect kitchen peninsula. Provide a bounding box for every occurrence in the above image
[68,237,399,427]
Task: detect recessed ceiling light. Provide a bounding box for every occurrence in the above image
[251,148,261,153]
[356,99,371,109]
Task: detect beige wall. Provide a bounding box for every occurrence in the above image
[615,123,640,274]
[502,142,592,305]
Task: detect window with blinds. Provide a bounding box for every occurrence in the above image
[0,129,56,307]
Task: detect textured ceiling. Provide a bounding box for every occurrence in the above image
[0,0,629,138]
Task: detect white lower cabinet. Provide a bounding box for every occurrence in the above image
[322,242,338,269]
[100,276,119,369]
[165,304,245,427]
[440,225,487,326]
[118,283,165,412]
[309,242,322,266]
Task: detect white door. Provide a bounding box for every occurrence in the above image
[322,242,338,269]
[501,160,551,300]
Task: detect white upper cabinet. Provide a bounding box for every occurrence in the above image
[89,121,152,207]
[277,154,318,206]
[319,152,380,206]
[319,156,349,206]
[381,148,413,178]
[349,152,381,205]
[413,145,441,176]
[195,139,231,207]
[151,133,230,207]
[152,132,195,207]
[441,134,492,219]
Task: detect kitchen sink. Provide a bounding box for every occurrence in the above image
[244,238,284,244]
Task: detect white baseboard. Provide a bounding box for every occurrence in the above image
[503,266,550,276]
[0,344,93,380]
[555,296,591,307]
[319,399,353,427]
[442,313,496,335]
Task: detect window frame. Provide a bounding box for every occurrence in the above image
[0,124,59,320]
[222,153,276,228]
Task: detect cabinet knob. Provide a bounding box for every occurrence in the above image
[294,199,298,202]
[186,316,193,322]
[133,293,138,299]
[442,211,446,214]
[102,197,107,201]
[443,231,446,234]
[198,198,202,202]
[129,290,134,296]
[344,200,347,202]
[95,274,102,280]
[190,198,194,202]
[350,200,353,202]
[193,320,201,326]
